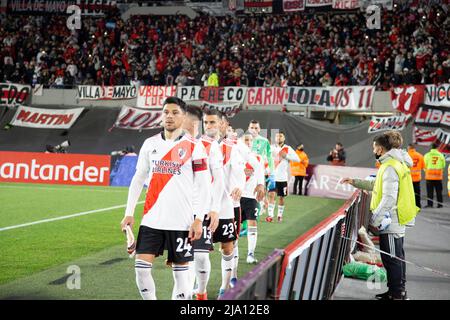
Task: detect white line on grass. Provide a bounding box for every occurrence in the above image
[0,201,145,232]
[0,185,128,193]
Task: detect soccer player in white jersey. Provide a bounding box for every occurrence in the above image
[266,131,300,223]
[240,133,265,264]
[201,109,243,298]
[219,114,265,289]
[182,105,223,300]
[120,97,211,300]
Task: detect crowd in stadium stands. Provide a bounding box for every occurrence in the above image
[0,2,448,90]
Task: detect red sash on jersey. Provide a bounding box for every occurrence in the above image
[143,139,196,215]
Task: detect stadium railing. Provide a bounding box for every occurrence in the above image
[221,190,370,300]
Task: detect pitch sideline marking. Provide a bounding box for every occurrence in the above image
[0,201,145,232]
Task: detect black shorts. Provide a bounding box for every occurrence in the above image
[234,207,242,235]
[240,197,258,222]
[274,181,288,197]
[193,217,214,252]
[212,218,237,243]
[135,225,193,264]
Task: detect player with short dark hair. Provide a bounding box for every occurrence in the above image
[120,97,211,300]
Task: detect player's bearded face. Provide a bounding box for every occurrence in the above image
[203,115,219,138]
[162,104,185,132]
[276,133,285,145]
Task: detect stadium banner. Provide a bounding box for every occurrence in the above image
[0,151,111,186]
[0,83,31,107]
[359,0,393,10]
[114,106,162,130]
[434,128,450,154]
[285,86,374,110]
[202,102,242,118]
[305,0,332,7]
[245,87,286,108]
[368,114,410,133]
[283,0,305,11]
[177,86,247,105]
[10,106,84,129]
[77,85,137,100]
[6,0,117,15]
[424,84,450,107]
[413,127,437,146]
[137,85,177,109]
[390,85,425,115]
[295,164,377,200]
[244,0,273,13]
[414,104,450,130]
[332,0,359,9]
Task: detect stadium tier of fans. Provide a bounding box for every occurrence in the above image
[0,2,448,90]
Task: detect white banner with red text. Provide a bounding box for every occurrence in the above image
[77,85,137,100]
[114,106,162,130]
[10,106,84,129]
[285,86,374,110]
[0,83,31,107]
[368,114,410,133]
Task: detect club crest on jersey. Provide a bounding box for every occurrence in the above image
[178,148,186,159]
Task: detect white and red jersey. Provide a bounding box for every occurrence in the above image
[197,135,223,214]
[219,137,246,219]
[226,137,263,206]
[125,132,210,231]
[271,144,300,182]
[242,152,265,199]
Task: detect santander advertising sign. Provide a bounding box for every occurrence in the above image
[0,152,111,186]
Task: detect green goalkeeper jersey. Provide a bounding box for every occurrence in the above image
[252,135,274,174]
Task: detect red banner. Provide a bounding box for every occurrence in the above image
[0,152,110,186]
[390,85,425,115]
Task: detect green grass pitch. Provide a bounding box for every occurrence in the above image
[0,182,344,300]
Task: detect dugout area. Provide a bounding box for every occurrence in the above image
[0,182,343,300]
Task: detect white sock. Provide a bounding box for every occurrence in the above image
[135,259,156,300]
[259,202,265,216]
[268,203,275,218]
[220,253,234,291]
[232,241,239,279]
[278,205,285,217]
[188,260,196,293]
[172,264,191,300]
[194,251,211,294]
[248,226,258,255]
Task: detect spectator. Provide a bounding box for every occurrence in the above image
[327,142,346,166]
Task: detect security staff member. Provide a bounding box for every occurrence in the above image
[424,143,446,208]
[290,144,309,195]
[342,134,418,300]
[407,144,425,208]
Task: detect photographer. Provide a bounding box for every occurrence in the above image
[326,142,346,166]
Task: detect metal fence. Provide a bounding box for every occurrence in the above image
[222,190,370,300]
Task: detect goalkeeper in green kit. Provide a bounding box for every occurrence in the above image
[240,120,275,236]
